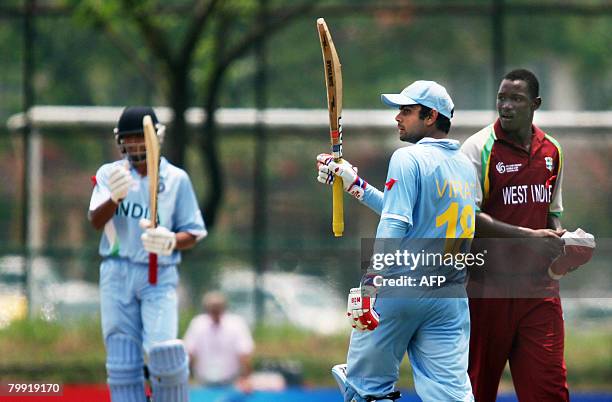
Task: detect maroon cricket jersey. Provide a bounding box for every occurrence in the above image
[461,119,564,296]
[462,119,564,229]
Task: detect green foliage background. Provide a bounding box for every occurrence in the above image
[0,0,611,389]
[1,0,612,123]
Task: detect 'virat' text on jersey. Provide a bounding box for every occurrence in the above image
[381,138,479,241]
[436,178,477,201]
[378,138,478,283]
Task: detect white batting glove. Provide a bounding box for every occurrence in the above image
[346,284,379,332]
[141,225,177,256]
[316,153,367,200]
[108,165,133,203]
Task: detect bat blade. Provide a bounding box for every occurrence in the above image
[317,18,344,237]
[143,115,160,284]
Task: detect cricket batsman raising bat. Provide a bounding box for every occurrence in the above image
[317,75,475,401]
[88,106,206,402]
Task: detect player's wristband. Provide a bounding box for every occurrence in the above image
[347,177,367,200]
[548,266,564,280]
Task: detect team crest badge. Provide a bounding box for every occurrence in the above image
[544,156,554,172]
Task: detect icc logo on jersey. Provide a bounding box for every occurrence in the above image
[496,161,522,174]
[496,162,506,174]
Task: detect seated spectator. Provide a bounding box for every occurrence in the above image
[183,291,254,391]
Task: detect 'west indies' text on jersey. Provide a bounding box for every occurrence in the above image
[461,119,563,229]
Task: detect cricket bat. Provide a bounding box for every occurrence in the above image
[143,115,160,285]
[317,18,344,237]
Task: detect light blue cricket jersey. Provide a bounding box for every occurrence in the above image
[89,157,207,265]
[370,138,478,282]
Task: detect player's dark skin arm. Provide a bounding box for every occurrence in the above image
[475,211,533,238]
[475,211,565,260]
[175,232,197,250]
[88,199,120,230]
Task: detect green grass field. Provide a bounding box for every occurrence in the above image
[0,315,610,390]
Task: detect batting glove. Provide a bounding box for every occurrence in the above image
[316,153,367,200]
[347,282,379,331]
[108,165,133,203]
[141,225,177,256]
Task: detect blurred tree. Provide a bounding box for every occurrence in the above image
[67,0,317,229]
[3,0,610,239]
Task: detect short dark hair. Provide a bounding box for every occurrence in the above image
[419,105,452,134]
[503,69,539,99]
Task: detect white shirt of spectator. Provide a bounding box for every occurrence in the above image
[183,313,254,384]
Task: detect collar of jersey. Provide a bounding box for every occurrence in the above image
[416,137,460,149]
[493,119,545,154]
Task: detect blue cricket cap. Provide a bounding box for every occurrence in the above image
[381,80,454,119]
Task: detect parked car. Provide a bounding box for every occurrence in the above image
[0,255,100,327]
[219,269,347,335]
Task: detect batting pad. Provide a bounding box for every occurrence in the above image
[105,333,146,402]
[147,339,189,402]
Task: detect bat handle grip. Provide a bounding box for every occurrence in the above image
[148,253,158,285]
[332,178,344,237]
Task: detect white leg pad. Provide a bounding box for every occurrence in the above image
[106,333,146,402]
[147,339,190,402]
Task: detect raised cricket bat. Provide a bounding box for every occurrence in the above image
[317,18,344,237]
[143,115,160,285]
